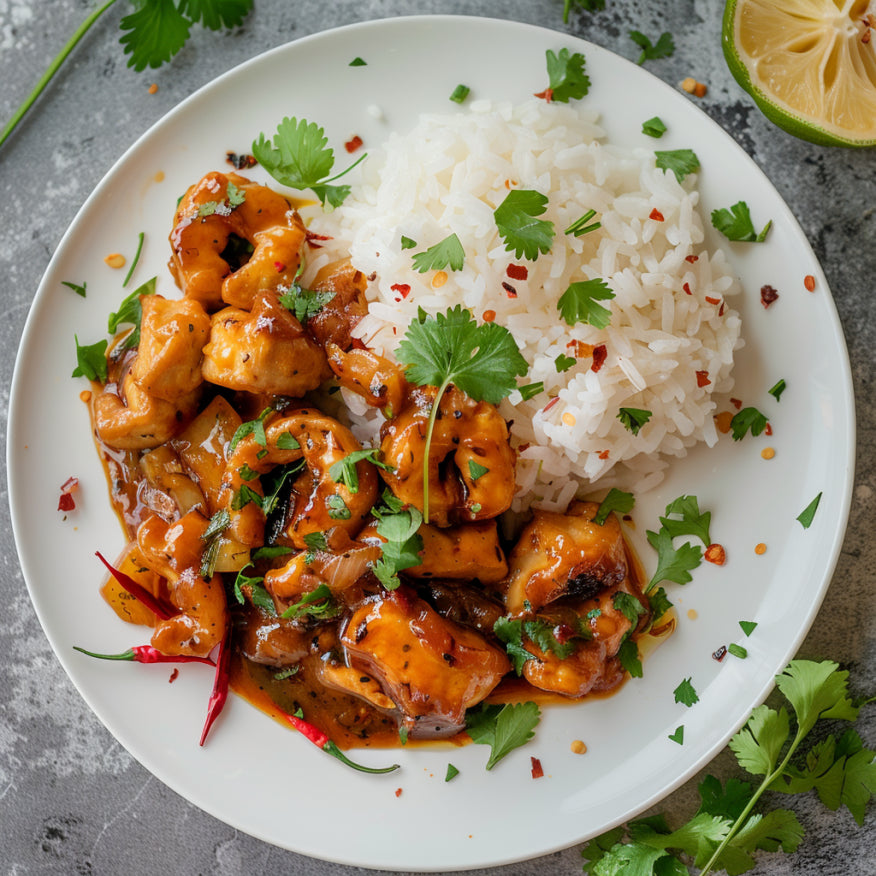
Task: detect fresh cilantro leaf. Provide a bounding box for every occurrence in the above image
[581,827,625,875]
[199,508,230,580]
[493,617,532,675]
[62,280,87,297]
[668,725,685,745]
[411,232,465,273]
[281,583,339,621]
[729,703,791,778]
[237,463,259,481]
[696,775,754,822]
[555,352,576,373]
[629,30,675,65]
[768,378,786,401]
[525,618,578,659]
[674,677,700,707]
[329,448,393,493]
[232,563,274,613]
[617,406,652,436]
[349,56,367,66]
[564,208,601,236]
[251,545,294,560]
[739,620,758,637]
[647,586,673,623]
[231,483,263,511]
[613,591,647,628]
[178,0,252,30]
[72,336,108,383]
[557,277,615,328]
[260,462,301,517]
[303,531,328,563]
[660,495,712,545]
[400,235,417,250]
[327,494,351,520]
[449,84,470,103]
[467,460,489,481]
[730,406,768,441]
[545,48,591,103]
[493,190,555,260]
[518,381,544,401]
[584,840,671,874]
[278,283,335,325]
[276,432,300,451]
[229,407,272,452]
[796,492,822,529]
[654,149,700,182]
[119,0,191,71]
[563,0,605,23]
[646,527,702,590]
[711,201,772,242]
[593,488,635,525]
[252,116,366,207]
[372,504,424,589]
[444,763,460,781]
[618,638,643,678]
[776,659,859,734]
[642,116,667,138]
[107,276,157,350]
[465,702,540,770]
[396,305,528,405]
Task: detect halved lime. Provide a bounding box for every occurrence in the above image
[723,0,876,147]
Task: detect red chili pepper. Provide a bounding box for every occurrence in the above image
[591,344,607,373]
[344,135,363,153]
[73,645,215,666]
[95,551,176,620]
[685,254,699,263]
[649,208,664,221]
[533,88,553,102]
[199,627,231,746]
[506,263,528,281]
[530,756,544,779]
[283,711,399,774]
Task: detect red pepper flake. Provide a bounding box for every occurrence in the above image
[705,296,721,305]
[719,301,726,317]
[712,645,728,662]
[591,344,607,372]
[395,788,403,797]
[543,397,561,414]
[530,757,544,779]
[704,544,726,566]
[305,230,332,250]
[760,284,779,308]
[390,283,411,299]
[695,370,711,387]
[765,423,773,436]
[685,254,699,263]
[730,397,743,410]
[58,476,79,511]
[649,208,665,221]
[534,88,554,102]
[598,449,610,460]
[344,135,364,153]
[274,261,286,272]
[199,627,231,746]
[169,668,179,683]
[804,274,816,292]
[502,282,518,298]
[507,263,528,281]
[682,282,693,295]
[482,310,496,323]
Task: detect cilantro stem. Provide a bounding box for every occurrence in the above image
[123,231,145,287]
[0,0,119,149]
[699,724,809,875]
[422,378,451,524]
[322,150,369,185]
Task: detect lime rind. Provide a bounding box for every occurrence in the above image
[722,0,876,148]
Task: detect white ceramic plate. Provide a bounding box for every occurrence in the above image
[8,15,854,872]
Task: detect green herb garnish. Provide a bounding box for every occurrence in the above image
[557,277,615,328]
[797,492,822,529]
[465,702,541,770]
[593,488,635,526]
[655,148,700,182]
[544,47,591,102]
[768,378,787,401]
[449,84,470,103]
[642,116,667,138]
[555,353,576,373]
[730,406,769,441]
[674,677,700,707]
[72,336,108,383]
[617,406,652,436]
[411,232,465,273]
[629,30,675,64]
[107,275,157,350]
[494,190,555,260]
[711,200,772,242]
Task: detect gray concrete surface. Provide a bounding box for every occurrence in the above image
[1,1,874,874]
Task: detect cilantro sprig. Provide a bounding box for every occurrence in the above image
[371,502,424,590]
[583,660,873,875]
[1,0,253,149]
[544,48,591,103]
[645,494,713,592]
[629,30,675,65]
[107,276,157,350]
[395,306,528,521]
[711,200,772,242]
[465,702,541,770]
[252,116,368,207]
[494,190,555,260]
[557,277,615,328]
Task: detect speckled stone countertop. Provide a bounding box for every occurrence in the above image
[1,1,874,874]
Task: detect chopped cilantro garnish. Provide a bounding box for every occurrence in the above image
[252,545,294,561]
[612,592,647,629]
[232,563,275,615]
[739,620,758,637]
[730,407,768,441]
[278,283,335,325]
[729,643,748,659]
[617,639,643,678]
[281,583,339,620]
[660,495,712,545]
[400,235,417,250]
[557,277,615,328]
[518,381,544,401]
[349,56,367,66]
[544,47,591,103]
[642,116,667,138]
[231,484,263,511]
[617,407,652,436]
[629,30,675,65]
[467,460,489,481]
[668,725,685,745]
[107,276,157,350]
[493,190,555,261]
[646,526,702,591]
[449,84,470,103]
[555,353,576,373]
[465,701,541,770]
[62,280,87,297]
[395,306,528,521]
[252,115,367,208]
[593,488,635,525]
[303,531,328,563]
[229,407,273,453]
[326,494,351,520]
[329,448,393,493]
[674,677,700,707]
[768,379,787,401]
[72,336,108,383]
[655,149,700,182]
[565,208,601,236]
[371,504,424,590]
[411,233,465,273]
[647,586,673,624]
[796,492,822,529]
[445,763,460,782]
[276,432,300,451]
[563,0,605,22]
[711,201,772,242]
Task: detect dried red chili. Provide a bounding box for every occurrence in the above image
[390,283,411,299]
[95,551,176,620]
[502,282,518,298]
[705,296,721,305]
[530,756,544,779]
[199,627,231,746]
[344,135,364,153]
[685,254,699,263]
[591,344,607,372]
[58,476,79,511]
[649,208,664,221]
[682,282,693,295]
[704,544,726,565]
[695,370,711,387]
[760,285,779,308]
[534,88,554,102]
[73,645,215,666]
[506,264,528,281]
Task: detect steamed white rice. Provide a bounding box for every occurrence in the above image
[305,99,743,511]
